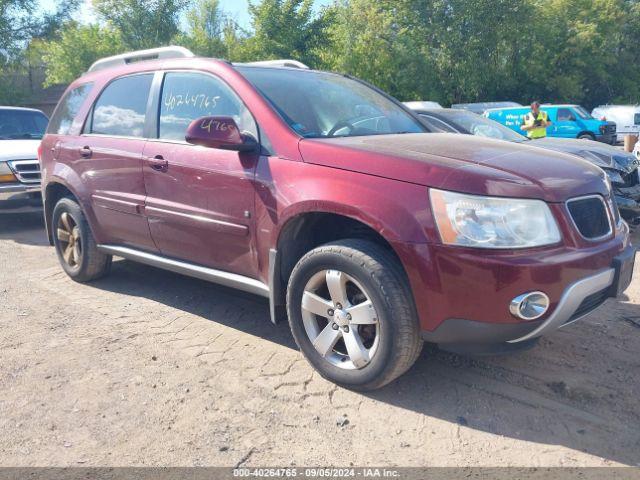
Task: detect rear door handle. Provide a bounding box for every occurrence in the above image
[147,155,168,172]
[79,146,92,158]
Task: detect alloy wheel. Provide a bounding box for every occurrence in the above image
[57,212,82,268]
[301,269,380,370]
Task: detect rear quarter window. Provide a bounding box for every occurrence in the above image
[47,83,93,135]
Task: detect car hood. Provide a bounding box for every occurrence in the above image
[0,139,41,162]
[531,137,637,174]
[298,133,608,202]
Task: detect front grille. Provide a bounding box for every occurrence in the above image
[8,159,41,184]
[566,195,612,239]
[602,123,616,134]
[565,287,610,324]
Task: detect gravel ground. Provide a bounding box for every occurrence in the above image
[0,212,639,467]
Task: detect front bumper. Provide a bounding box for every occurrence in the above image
[595,133,617,144]
[421,268,615,346]
[396,213,633,350]
[420,244,635,351]
[0,183,42,213]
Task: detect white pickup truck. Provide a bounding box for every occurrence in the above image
[0,107,48,213]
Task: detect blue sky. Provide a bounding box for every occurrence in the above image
[37,0,334,29]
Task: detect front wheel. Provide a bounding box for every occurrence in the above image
[578,133,595,141]
[286,239,423,390]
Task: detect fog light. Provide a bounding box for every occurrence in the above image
[509,292,549,320]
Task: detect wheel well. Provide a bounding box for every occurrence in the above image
[577,131,595,139]
[273,213,404,309]
[44,183,77,245]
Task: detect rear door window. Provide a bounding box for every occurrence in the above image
[635,113,640,125]
[90,74,153,137]
[157,72,257,142]
[47,83,93,135]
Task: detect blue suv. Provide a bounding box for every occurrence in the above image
[485,104,617,144]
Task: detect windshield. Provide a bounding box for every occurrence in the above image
[237,67,425,138]
[0,109,48,140]
[441,110,527,142]
[574,106,593,120]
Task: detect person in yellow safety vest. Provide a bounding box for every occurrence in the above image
[521,101,552,139]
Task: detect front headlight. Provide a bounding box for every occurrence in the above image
[430,189,561,248]
[0,162,16,183]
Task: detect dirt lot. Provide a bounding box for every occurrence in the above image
[1,212,639,467]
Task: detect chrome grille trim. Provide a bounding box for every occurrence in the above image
[7,159,41,184]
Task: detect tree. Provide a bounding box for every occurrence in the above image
[176,0,239,58]
[0,0,37,61]
[240,0,332,66]
[92,0,187,50]
[321,0,435,101]
[37,23,125,86]
[525,0,640,107]
[35,0,82,40]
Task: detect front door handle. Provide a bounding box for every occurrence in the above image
[79,146,92,158]
[147,155,168,172]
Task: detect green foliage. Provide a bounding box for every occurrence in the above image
[238,0,333,65]
[36,23,125,86]
[92,0,188,50]
[35,0,82,40]
[0,61,30,104]
[323,0,640,108]
[2,0,640,109]
[0,0,37,60]
[174,0,243,58]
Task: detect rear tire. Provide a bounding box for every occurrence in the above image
[286,239,423,391]
[52,197,112,282]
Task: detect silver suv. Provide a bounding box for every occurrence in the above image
[0,107,48,213]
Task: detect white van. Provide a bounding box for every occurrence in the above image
[591,105,640,143]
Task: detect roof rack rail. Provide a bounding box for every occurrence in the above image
[87,46,195,73]
[236,59,309,69]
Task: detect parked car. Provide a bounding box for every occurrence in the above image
[409,107,640,221]
[0,107,48,213]
[451,101,522,114]
[591,105,640,144]
[485,104,617,144]
[41,47,635,390]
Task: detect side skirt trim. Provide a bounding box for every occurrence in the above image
[97,244,270,298]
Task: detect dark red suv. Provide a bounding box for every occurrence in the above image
[40,47,635,390]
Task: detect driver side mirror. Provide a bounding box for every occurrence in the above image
[185,116,257,152]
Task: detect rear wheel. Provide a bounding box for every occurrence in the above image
[52,197,112,282]
[286,239,422,390]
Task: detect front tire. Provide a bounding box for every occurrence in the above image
[578,133,595,141]
[52,197,112,282]
[286,239,423,390]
